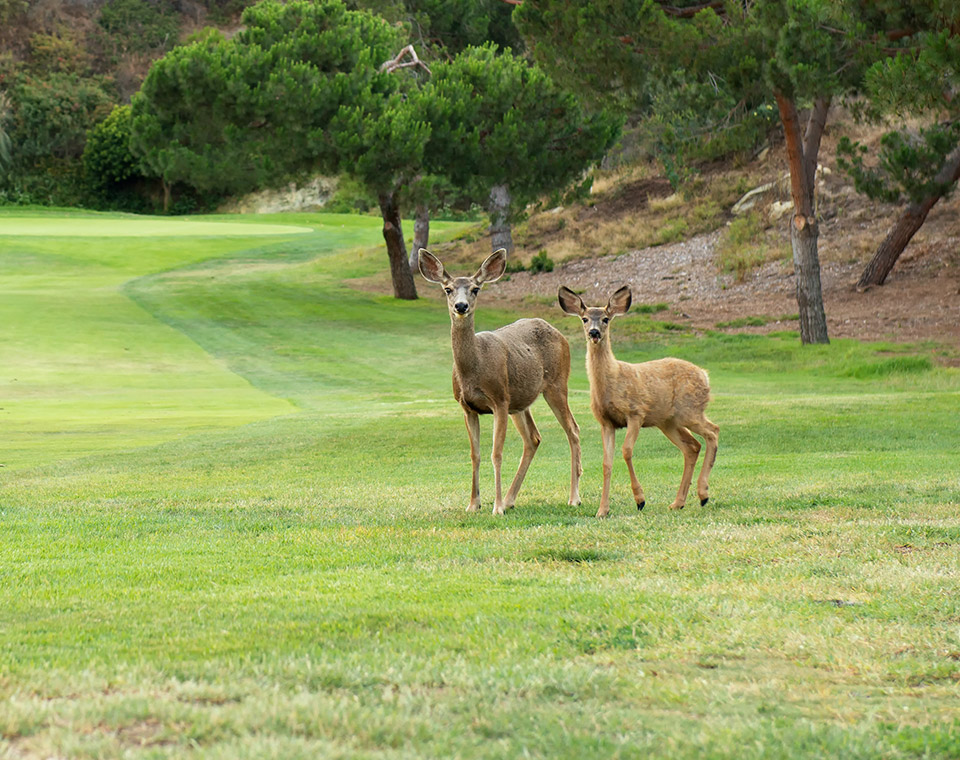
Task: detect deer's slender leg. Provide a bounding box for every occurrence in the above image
[491,404,509,515]
[686,416,719,506]
[622,417,645,511]
[597,422,616,518]
[503,410,540,509]
[660,423,701,510]
[463,410,481,512]
[543,386,582,506]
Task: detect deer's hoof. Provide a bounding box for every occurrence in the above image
[595,511,610,520]
[637,500,645,511]
[669,503,685,511]
[700,497,709,507]
[466,503,481,513]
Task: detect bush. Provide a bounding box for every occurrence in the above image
[1,72,117,206]
[28,32,91,75]
[716,212,787,282]
[83,104,151,210]
[528,249,554,273]
[0,0,26,25]
[97,0,180,58]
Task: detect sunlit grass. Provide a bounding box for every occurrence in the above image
[1,209,958,759]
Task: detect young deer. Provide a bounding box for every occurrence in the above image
[419,249,582,515]
[558,285,719,518]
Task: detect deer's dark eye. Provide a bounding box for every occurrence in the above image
[471,288,480,296]
[582,318,588,323]
[602,317,609,324]
[444,288,453,295]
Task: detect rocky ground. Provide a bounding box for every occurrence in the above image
[489,220,960,352]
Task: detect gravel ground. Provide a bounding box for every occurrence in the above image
[488,229,960,353]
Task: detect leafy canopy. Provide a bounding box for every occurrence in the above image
[422,43,621,212]
[130,0,403,194]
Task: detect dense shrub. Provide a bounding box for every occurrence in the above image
[97,0,180,58]
[28,31,91,75]
[83,104,152,210]
[1,71,115,205]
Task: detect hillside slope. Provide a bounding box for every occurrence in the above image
[423,114,960,355]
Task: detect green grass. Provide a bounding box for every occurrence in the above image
[716,314,799,329]
[716,212,791,282]
[2,209,959,759]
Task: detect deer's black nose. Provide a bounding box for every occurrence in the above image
[454,302,469,314]
[588,328,601,340]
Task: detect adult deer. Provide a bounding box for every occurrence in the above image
[558,285,719,518]
[419,249,582,515]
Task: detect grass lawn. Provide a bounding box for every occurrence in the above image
[1,208,959,759]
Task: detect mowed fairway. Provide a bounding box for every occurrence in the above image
[1,209,959,759]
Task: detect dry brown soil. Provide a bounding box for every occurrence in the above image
[425,146,960,355]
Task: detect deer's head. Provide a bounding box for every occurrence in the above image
[558,285,632,344]
[419,248,507,319]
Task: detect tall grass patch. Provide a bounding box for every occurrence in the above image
[716,211,790,281]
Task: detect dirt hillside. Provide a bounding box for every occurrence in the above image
[425,117,960,357]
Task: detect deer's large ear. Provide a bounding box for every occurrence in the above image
[606,285,632,316]
[475,248,507,284]
[557,286,586,317]
[418,249,449,284]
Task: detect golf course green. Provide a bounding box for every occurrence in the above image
[1,208,958,759]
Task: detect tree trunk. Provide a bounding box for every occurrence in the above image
[409,203,430,275]
[162,179,171,214]
[775,92,830,344]
[377,191,418,300]
[488,183,514,255]
[857,147,960,289]
[791,215,828,344]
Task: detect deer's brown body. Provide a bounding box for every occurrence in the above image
[421,250,582,514]
[560,285,719,518]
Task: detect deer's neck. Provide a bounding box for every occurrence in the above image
[586,339,617,387]
[450,314,480,373]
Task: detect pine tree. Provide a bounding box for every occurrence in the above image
[836,10,960,289]
[515,0,910,344]
[422,43,621,254]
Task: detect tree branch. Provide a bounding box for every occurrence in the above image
[657,1,724,18]
[802,97,830,193]
[775,90,814,219]
[380,45,432,76]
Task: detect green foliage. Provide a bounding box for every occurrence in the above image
[330,90,430,195]
[324,175,377,214]
[0,91,11,170]
[8,73,115,164]
[653,217,689,245]
[0,0,26,24]
[0,72,115,205]
[716,316,767,328]
[354,0,521,55]
[508,248,554,274]
[515,1,906,171]
[528,248,554,273]
[130,0,403,196]
[716,211,788,282]
[83,104,151,211]
[97,0,181,58]
[633,302,669,315]
[27,31,92,76]
[838,124,960,204]
[842,355,933,379]
[837,21,960,208]
[423,43,621,217]
[83,105,137,187]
